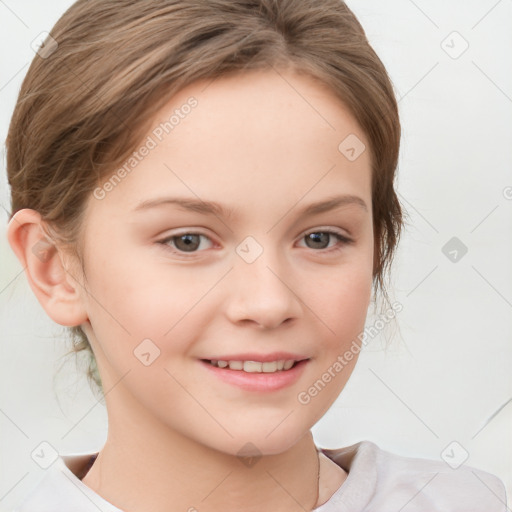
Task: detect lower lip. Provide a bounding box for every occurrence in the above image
[200,360,309,392]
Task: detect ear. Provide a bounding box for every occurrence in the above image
[7,209,89,327]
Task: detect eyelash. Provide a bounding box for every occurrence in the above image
[157,229,353,256]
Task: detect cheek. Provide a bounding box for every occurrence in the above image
[298,265,372,412]
[307,261,373,345]
[81,256,167,360]
[82,246,217,371]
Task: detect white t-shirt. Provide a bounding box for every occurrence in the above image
[13,440,508,512]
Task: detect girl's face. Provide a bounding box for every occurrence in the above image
[77,68,374,456]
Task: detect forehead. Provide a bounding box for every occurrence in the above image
[87,68,372,220]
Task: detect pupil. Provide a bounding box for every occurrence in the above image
[306,232,328,249]
[175,234,200,252]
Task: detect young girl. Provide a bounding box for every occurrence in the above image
[5,0,507,511]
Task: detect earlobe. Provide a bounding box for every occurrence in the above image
[6,209,89,327]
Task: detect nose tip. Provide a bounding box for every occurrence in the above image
[224,250,301,329]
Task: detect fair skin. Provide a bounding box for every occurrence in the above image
[8,68,374,511]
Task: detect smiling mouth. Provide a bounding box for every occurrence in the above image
[201,359,306,373]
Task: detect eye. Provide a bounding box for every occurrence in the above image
[158,232,214,253]
[157,228,353,256]
[298,229,353,252]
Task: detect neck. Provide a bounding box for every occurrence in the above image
[82,391,320,512]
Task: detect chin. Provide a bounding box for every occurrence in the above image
[215,424,310,458]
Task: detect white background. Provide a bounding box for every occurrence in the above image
[1,1,511,510]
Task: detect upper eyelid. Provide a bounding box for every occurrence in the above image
[302,226,351,237]
[160,226,350,240]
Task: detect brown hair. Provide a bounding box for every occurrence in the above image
[6,0,405,396]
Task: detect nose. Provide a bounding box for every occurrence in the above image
[224,247,302,330]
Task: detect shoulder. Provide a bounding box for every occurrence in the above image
[12,453,120,512]
[320,440,508,512]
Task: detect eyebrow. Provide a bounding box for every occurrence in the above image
[133,194,368,219]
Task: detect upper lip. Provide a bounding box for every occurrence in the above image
[201,352,310,362]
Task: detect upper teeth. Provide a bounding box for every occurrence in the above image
[209,360,297,372]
